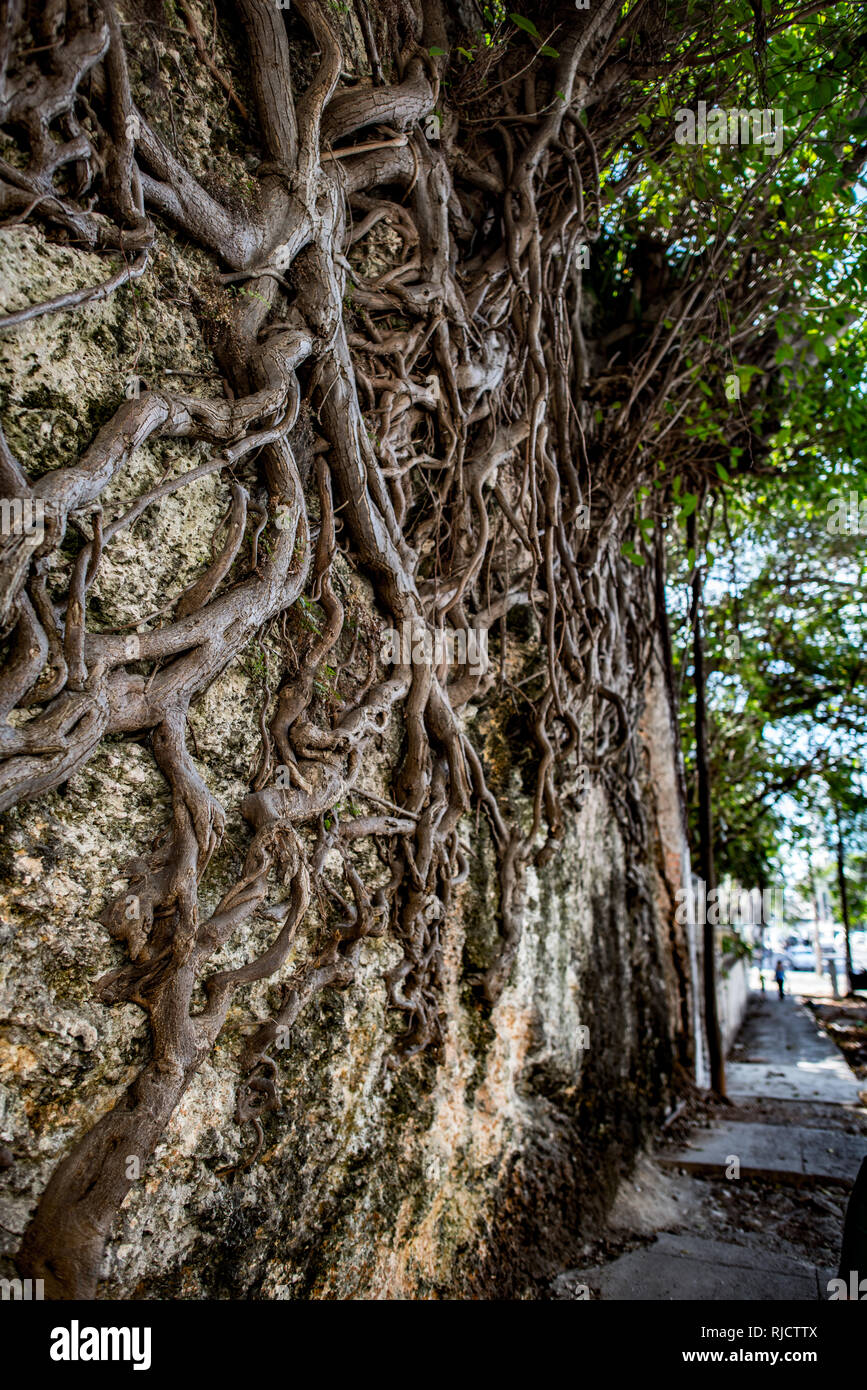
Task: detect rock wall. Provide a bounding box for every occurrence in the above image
[0,4,696,1299]
[0,328,692,1294]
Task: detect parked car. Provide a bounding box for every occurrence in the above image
[760,939,847,973]
[787,944,817,971]
[850,932,867,970]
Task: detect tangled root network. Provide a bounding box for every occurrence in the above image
[0,0,786,1296]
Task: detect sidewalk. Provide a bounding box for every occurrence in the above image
[726,989,864,1105]
[552,990,867,1300]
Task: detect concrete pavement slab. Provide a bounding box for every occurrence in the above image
[799,1128,866,1182]
[660,1121,801,1180]
[567,1233,821,1301]
[661,1120,865,1183]
[725,1059,863,1104]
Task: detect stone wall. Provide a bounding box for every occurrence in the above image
[0,2,696,1297]
[0,359,693,1295]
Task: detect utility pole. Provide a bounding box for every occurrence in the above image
[688,511,726,1097]
[806,851,824,988]
[834,803,855,994]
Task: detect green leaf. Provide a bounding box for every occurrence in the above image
[510,13,540,36]
[621,543,646,568]
[428,45,447,56]
[539,44,559,58]
[716,462,731,482]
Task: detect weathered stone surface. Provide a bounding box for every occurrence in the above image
[0,12,695,1300]
[0,577,689,1298]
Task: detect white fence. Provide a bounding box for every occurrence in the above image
[718,953,750,1056]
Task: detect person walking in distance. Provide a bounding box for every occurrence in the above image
[774,958,786,999]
